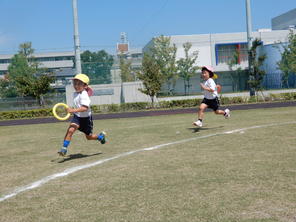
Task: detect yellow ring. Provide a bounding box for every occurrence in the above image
[52,103,70,121]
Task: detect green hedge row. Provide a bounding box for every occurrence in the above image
[0,92,295,120]
[0,109,53,120]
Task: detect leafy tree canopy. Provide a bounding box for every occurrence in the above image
[4,42,55,105]
[81,50,114,84]
[137,53,163,107]
[248,38,266,94]
[177,42,199,95]
[150,35,177,95]
[277,30,296,87]
[119,55,134,82]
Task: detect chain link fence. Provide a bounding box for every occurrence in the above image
[0,94,66,111]
[0,71,295,111]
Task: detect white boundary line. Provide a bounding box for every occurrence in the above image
[1,121,295,202]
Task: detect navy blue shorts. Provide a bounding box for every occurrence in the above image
[201,97,220,111]
[71,114,93,135]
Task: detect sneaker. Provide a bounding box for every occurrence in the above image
[58,147,67,156]
[224,109,230,119]
[98,131,106,144]
[193,120,203,127]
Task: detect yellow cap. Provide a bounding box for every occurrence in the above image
[74,74,89,85]
[213,73,218,79]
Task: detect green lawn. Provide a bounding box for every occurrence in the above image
[0,107,296,222]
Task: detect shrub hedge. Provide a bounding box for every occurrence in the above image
[0,92,295,120]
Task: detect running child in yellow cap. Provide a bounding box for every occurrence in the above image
[58,73,106,156]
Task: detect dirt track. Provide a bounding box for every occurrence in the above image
[0,101,295,126]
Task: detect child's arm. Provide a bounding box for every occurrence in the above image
[200,83,214,92]
[67,105,88,113]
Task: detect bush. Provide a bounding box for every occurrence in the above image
[0,108,52,120]
[0,93,295,120]
[120,102,149,111]
[220,97,231,105]
[158,99,202,109]
[231,96,245,104]
[107,104,120,112]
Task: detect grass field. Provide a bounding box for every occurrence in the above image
[0,107,296,222]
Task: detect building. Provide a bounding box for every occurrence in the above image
[143,29,291,94]
[111,33,143,83]
[111,48,143,83]
[272,8,296,30]
[0,51,75,91]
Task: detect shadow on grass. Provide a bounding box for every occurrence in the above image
[51,152,102,163]
[187,125,224,133]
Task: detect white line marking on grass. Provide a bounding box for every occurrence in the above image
[1,121,295,202]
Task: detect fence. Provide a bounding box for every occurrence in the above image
[0,94,66,112]
[263,72,296,89]
[160,70,250,95]
[1,72,295,111]
[160,71,296,96]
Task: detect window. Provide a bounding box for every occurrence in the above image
[215,43,248,65]
[0,59,11,64]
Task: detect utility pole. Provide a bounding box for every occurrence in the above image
[72,0,82,74]
[246,0,255,96]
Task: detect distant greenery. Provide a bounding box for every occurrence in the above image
[1,92,295,120]
[137,53,163,107]
[277,31,296,88]
[141,36,201,99]
[150,35,178,95]
[248,38,266,97]
[227,49,245,92]
[177,42,199,95]
[0,42,55,106]
[119,53,135,82]
[81,50,114,84]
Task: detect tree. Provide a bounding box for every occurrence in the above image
[6,42,55,105]
[8,53,35,96]
[81,50,114,84]
[227,49,244,92]
[150,35,177,95]
[137,53,163,107]
[248,38,267,97]
[177,42,199,95]
[19,42,34,58]
[277,30,296,88]
[0,76,18,98]
[119,54,134,82]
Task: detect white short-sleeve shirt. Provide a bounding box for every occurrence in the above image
[73,90,91,117]
[203,78,218,99]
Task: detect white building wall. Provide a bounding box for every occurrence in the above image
[259,43,287,89]
[122,82,151,103]
[144,30,290,72]
[143,30,291,94]
[261,43,286,73]
[0,51,74,72]
[66,81,151,106]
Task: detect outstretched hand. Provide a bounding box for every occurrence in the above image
[67,107,75,113]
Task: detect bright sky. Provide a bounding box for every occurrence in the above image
[0,0,295,55]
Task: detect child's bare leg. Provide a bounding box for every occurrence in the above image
[85,134,98,140]
[193,103,208,126]
[214,109,225,115]
[198,103,208,120]
[85,132,106,144]
[215,108,230,118]
[64,124,78,141]
[59,124,78,156]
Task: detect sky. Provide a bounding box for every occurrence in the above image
[0,0,295,55]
